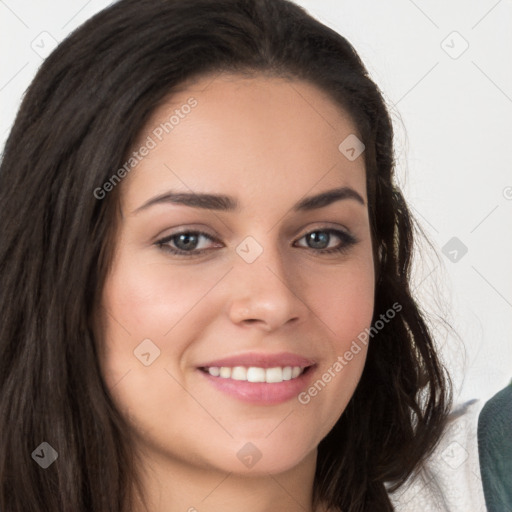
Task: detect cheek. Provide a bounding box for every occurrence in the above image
[100,250,224,340]
[97,254,222,433]
[295,252,374,428]
[97,247,233,396]
[306,254,375,349]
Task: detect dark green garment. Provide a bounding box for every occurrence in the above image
[478,383,512,512]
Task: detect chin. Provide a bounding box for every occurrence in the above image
[212,435,318,477]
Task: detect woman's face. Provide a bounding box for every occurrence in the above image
[99,73,375,476]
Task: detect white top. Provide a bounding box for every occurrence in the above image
[388,399,487,511]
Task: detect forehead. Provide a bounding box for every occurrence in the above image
[120,73,367,212]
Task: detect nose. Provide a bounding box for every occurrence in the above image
[226,241,309,332]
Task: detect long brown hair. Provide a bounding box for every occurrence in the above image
[0,1,451,510]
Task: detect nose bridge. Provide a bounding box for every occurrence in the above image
[234,233,291,286]
[226,233,306,329]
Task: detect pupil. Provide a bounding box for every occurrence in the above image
[308,231,329,249]
[176,233,198,250]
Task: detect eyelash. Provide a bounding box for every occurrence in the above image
[155,228,358,258]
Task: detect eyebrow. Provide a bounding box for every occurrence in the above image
[132,186,365,215]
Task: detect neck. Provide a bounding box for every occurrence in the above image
[133,447,322,512]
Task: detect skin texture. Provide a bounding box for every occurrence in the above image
[98,73,375,512]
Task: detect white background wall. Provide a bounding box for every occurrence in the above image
[1,0,511,405]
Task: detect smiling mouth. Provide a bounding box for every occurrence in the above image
[199,365,313,384]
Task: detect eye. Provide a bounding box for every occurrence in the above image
[156,230,221,255]
[155,227,358,258]
[294,228,357,254]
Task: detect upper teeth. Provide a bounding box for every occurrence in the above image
[205,366,304,383]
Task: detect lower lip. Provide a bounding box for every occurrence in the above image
[198,366,316,405]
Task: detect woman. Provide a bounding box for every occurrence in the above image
[0,0,451,510]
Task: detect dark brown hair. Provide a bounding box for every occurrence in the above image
[0,0,451,510]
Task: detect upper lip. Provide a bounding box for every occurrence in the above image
[197,352,316,369]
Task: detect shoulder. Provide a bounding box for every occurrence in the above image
[389,398,487,512]
[478,383,512,431]
[477,384,512,512]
